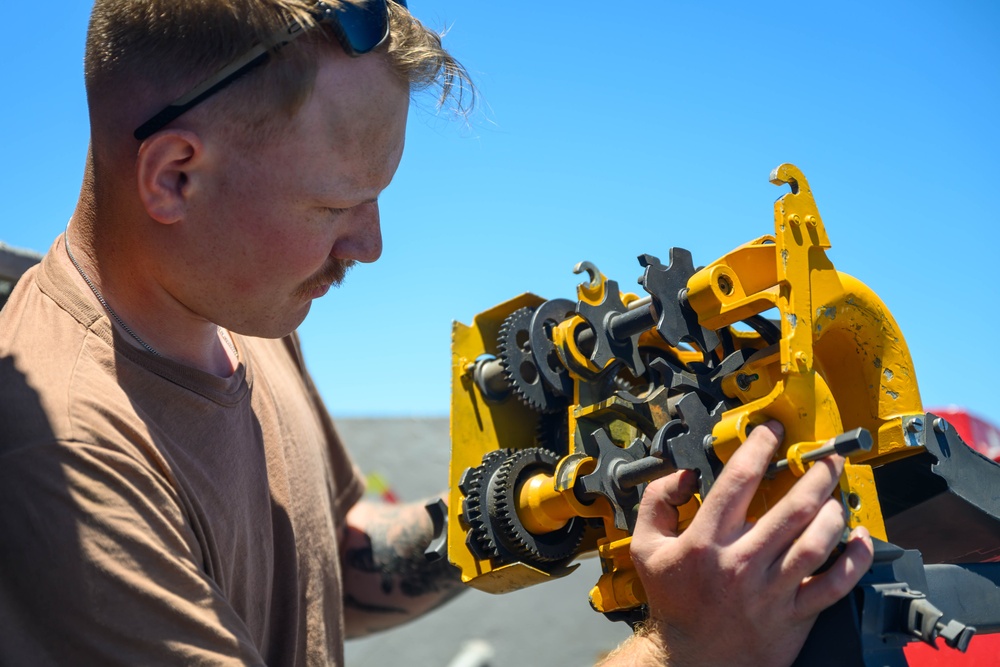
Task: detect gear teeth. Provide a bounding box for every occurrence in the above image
[535,411,569,451]
[460,449,512,562]
[490,448,585,564]
[498,307,558,414]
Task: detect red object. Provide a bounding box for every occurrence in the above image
[903,636,1000,666]
[926,407,1000,462]
[902,408,1000,665]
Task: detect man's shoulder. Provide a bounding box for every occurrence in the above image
[0,253,128,456]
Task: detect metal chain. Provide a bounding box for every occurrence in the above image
[64,232,238,361]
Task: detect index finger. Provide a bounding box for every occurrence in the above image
[693,421,783,538]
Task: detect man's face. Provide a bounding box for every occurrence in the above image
[168,46,410,338]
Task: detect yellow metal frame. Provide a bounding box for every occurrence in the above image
[448,164,927,615]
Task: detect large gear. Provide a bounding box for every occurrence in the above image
[498,307,567,413]
[461,447,586,568]
[488,448,586,565]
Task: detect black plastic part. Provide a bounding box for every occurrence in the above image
[528,299,577,399]
[793,539,1000,666]
[651,392,726,496]
[878,412,1000,563]
[424,498,448,562]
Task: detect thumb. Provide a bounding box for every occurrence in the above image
[633,469,699,542]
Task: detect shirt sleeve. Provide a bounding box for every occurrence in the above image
[280,332,366,526]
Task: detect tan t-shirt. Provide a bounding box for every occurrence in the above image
[0,236,364,666]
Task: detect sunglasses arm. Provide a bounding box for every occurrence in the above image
[133,21,310,141]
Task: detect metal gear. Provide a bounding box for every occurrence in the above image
[489,448,585,565]
[638,250,721,359]
[575,279,647,378]
[498,307,566,414]
[535,410,570,453]
[576,428,650,532]
[459,449,512,560]
[650,391,727,496]
[528,298,576,400]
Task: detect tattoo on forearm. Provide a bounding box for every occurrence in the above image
[345,504,464,601]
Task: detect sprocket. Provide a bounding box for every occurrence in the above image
[498,307,567,413]
[489,448,585,565]
[460,449,512,560]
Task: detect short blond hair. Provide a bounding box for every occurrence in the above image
[85,0,471,138]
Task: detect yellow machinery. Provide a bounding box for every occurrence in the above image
[432,164,1000,661]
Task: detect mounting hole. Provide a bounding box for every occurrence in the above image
[847,492,862,512]
[717,274,734,296]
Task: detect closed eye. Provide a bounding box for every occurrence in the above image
[324,198,378,218]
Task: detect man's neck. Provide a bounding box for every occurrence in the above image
[64,215,239,378]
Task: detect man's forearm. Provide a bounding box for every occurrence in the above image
[341,498,464,637]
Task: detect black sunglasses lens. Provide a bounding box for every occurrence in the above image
[334,0,391,54]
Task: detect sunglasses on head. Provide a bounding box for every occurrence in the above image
[133,0,406,141]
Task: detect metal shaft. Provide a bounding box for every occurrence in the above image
[575,301,657,350]
[615,456,676,491]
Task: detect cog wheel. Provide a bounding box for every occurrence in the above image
[639,250,721,360]
[575,279,647,378]
[489,448,585,565]
[651,391,727,497]
[460,449,512,560]
[577,428,649,532]
[535,411,570,453]
[498,307,566,413]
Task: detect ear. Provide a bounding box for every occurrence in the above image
[135,131,204,225]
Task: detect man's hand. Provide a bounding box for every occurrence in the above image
[620,421,874,667]
[341,497,465,637]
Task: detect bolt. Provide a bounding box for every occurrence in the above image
[767,428,873,475]
[788,214,801,226]
[805,215,818,227]
[932,417,950,435]
[736,373,759,391]
[906,417,924,434]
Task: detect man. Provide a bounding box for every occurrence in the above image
[0,1,873,665]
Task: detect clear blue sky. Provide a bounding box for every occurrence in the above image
[2,1,998,422]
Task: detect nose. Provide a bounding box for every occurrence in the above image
[337,201,382,263]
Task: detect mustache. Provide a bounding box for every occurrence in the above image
[296,258,356,297]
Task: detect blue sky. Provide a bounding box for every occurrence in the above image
[2,1,999,422]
